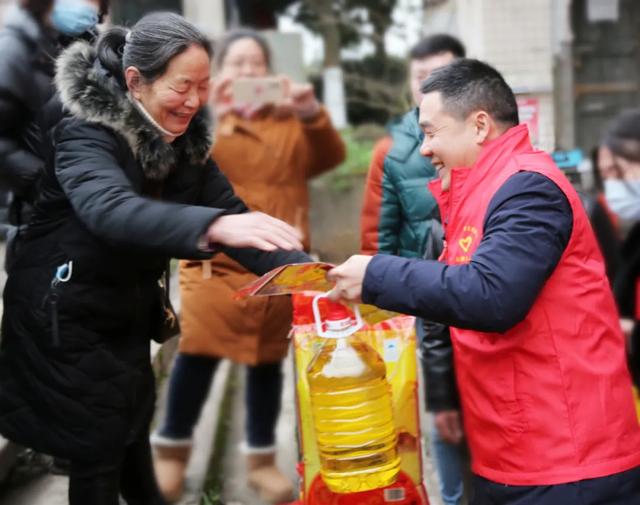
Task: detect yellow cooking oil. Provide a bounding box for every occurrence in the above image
[307,334,401,493]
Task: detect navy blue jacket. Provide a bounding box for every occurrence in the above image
[363,172,573,332]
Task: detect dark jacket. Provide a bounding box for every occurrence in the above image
[614,222,640,386]
[420,219,459,412]
[579,191,620,283]
[0,40,308,463]
[360,109,438,257]
[363,171,573,331]
[0,6,59,224]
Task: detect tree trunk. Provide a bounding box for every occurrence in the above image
[307,0,341,68]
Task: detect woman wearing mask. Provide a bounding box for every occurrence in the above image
[0,0,107,265]
[0,13,308,505]
[51,0,107,40]
[601,109,640,388]
[151,29,345,504]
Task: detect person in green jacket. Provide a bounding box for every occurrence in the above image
[361,34,465,258]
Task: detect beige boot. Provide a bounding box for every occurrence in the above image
[151,437,192,503]
[246,451,295,504]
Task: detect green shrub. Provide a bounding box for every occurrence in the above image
[315,128,384,191]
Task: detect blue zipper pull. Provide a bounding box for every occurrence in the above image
[49,261,73,347]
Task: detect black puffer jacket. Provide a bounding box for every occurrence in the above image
[0,40,308,463]
[614,223,640,387]
[0,6,59,224]
[420,218,460,412]
[579,190,620,283]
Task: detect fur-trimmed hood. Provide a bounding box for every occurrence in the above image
[55,41,213,180]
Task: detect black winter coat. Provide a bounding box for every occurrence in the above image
[0,40,308,463]
[420,218,459,412]
[0,6,59,224]
[614,223,640,386]
[579,191,620,283]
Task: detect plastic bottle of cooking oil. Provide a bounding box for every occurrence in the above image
[306,294,400,494]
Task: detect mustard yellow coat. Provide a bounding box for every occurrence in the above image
[178,108,345,364]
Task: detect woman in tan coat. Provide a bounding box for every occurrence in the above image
[152,29,345,504]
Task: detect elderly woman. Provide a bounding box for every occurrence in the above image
[0,12,307,505]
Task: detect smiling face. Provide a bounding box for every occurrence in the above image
[126,44,211,138]
[418,91,484,190]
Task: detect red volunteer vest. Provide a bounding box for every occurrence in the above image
[429,125,640,485]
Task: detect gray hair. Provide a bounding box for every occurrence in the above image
[96,12,212,88]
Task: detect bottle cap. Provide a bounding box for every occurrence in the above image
[324,299,354,321]
[312,293,363,338]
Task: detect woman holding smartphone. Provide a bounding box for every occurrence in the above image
[152,29,345,504]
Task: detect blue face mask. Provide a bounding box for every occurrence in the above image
[51,0,99,36]
[604,179,640,221]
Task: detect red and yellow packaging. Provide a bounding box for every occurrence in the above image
[290,294,429,505]
[237,264,430,504]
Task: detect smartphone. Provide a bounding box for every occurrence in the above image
[232,77,285,107]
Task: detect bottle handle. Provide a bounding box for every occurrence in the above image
[311,292,363,338]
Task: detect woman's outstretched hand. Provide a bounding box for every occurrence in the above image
[206,212,303,251]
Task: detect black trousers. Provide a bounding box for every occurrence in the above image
[471,466,640,505]
[69,433,166,505]
[158,354,283,447]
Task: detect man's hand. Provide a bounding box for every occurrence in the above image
[434,409,464,445]
[326,255,373,303]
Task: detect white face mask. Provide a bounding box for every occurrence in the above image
[604,179,640,221]
[128,94,187,140]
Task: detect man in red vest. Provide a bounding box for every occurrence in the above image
[328,59,640,504]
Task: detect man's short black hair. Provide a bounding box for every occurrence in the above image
[409,34,466,61]
[421,58,519,127]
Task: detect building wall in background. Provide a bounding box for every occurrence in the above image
[0,0,13,24]
[571,0,640,153]
[183,0,225,39]
[423,0,557,151]
[421,1,550,150]
[425,0,640,155]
